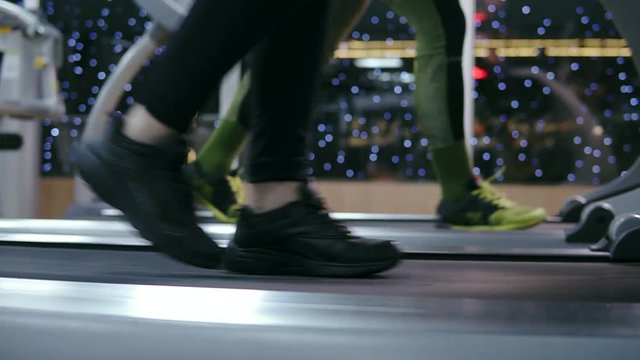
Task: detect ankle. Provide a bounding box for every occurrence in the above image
[245,181,302,213]
[123,104,178,145]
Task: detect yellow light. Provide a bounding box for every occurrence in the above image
[333,38,632,59]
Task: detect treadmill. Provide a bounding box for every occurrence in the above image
[1,1,640,359]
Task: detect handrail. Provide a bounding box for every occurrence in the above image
[0,0,44,37]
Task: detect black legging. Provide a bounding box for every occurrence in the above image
[137,0,329,182]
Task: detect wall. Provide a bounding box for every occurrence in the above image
[39,177,593,219]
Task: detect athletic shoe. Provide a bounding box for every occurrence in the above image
[223,184,401,277]
[183,162,243,223]
[75,115,223,268]
[437,172,547,231]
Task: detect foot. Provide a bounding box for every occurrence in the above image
[437,174,547,231]
[76,115,223,268]
[223,184,401,277]
[183,162,243,223]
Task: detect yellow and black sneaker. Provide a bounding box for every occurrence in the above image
[437,172,547,231]
[183,162,243,223]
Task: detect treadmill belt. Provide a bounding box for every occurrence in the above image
[0,219,607,259]
[1,245,639,302]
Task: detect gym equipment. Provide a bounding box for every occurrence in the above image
[0,0,64,218]
[560,158,640,222]
[559,0,640,223]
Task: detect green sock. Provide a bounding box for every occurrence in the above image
[431,141,474,201]
[197,73,250,177]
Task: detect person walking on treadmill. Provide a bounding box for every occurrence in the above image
[187,0,548,230]
[77,0,400,276]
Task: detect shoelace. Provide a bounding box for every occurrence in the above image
[471,167,515,209]
[303,188,354,238]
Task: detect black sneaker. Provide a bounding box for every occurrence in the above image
[183,162,243,223]
[223,185,401,277]
[75,115,223,268]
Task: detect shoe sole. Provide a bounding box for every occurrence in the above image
[449,216,546,231]
[199,197,238,223]
[223,245,400,278]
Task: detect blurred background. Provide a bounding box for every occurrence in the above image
[5,0,640,217]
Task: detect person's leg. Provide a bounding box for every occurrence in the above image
[387,0,546,230]
[189,0,371,222]
[222,0,400,277]
[76,0,312,268]
[386,0,470,198]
